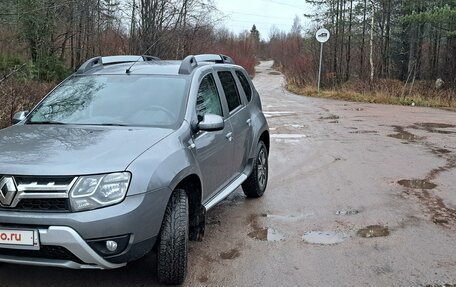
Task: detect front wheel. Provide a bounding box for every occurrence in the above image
[156,189,189,285]
[242,141,268,198]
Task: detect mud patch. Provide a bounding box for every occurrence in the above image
[398,179,437,190]
[357,225,389,238]
[220,248,241,260]
[302,231,348,245]
[388,126,424,141]
[198,275,209,283]
[329,120,339,124]
[268,71,281,75]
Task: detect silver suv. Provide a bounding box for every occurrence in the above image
[0,54,269,284]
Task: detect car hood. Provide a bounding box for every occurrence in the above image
[0,125,174,176]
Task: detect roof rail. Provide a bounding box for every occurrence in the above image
[179,55,198,75]
[194,54,235,64]
[76,55,160,74]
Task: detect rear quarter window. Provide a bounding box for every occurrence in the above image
[235,70,252,102]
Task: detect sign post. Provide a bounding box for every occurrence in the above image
[316,28,330,95]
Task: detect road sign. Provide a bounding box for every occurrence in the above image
[316,28,330,95]
[316,28,330,43]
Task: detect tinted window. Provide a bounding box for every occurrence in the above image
[236,70,252,101]
[218,71,241,112]
[28,75,188,128]
[196,74,223,121]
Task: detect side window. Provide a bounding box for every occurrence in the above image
[196,74,223,122]
[218,71,241,112]
[236,70,252,102]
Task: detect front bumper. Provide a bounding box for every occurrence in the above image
[0,226,125,269]
[0,187,171,269]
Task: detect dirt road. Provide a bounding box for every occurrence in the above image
[1,61,455,286]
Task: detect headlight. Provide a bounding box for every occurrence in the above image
[69,172,131,212]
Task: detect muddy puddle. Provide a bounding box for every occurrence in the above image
[248,228,285,242]
[220,248,241,260]
[336,209,360,216]
[388,126,424,141]
[268,71,281,75]
[302,231,349,245]
[357,225,389,238]
[398,179,437,189]
[247,213,286,242]
[320,115,340,120]
[349,130,378,134]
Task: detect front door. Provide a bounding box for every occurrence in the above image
[193,73,233,200]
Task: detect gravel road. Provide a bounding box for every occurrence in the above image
[1,61,455,287]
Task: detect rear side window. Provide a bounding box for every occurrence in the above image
[218,71,241,112]
[236,71,252,102]
[196,74,223,121]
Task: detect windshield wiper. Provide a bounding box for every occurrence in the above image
[27,121,67,125]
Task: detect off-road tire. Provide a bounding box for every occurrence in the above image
[242,141,268,198]
[156,189,189,285]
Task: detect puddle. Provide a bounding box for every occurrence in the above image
[415,123,455,129]
[357,225,390,238]
[284,124,304,129]
[320,115,340,120]
[248,228,285,242]
[264,213,314,221]
[398,179,437,189]
[271,134,307,139]
[302,231,348,245]
[336,209,360,216]
[219,248,241,260]
[350,130,378,134]
[264,111,297,118]
[268,71,281,75]
[432,148,452,154]
[388,126,424,141]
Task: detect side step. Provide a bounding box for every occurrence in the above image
[204,174,248,210]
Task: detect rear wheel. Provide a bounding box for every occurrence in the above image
[156,189,189,285]
[242,141,268,198]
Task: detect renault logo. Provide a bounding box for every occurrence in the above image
[0,177,17,206]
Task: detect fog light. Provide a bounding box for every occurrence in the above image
[106,240,118,252]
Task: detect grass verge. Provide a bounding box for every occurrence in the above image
[286,83,456,110]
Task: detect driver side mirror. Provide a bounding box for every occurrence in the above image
[198,114,224,131]
[12,111,28,125]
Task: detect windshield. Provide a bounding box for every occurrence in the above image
[27,75,188,128]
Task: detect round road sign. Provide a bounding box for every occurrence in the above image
[316,28,330,43]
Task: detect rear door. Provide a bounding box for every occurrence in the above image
[193,72,234,199]
[216,70,252,175]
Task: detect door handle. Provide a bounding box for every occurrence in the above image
[246,118,252,126]
[225,132,233,141]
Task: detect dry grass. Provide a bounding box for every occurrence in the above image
[287,82,456,110]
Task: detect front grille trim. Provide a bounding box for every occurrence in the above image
[0,175,77,212]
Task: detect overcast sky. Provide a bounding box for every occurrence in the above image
[215,0,316,40]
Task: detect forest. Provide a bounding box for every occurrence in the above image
[1,0,455,128]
